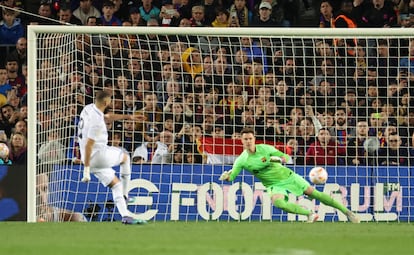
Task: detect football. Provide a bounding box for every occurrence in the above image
[309,166,328,184]
[0,142,9,160]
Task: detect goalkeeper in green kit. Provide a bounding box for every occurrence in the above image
[219,127,360,223]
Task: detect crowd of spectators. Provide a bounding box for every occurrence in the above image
[0,0,414,167]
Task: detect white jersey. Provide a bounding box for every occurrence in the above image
[78,103,108,162]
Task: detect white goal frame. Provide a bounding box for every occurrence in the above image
[27,26,414,223]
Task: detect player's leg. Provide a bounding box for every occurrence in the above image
[119,152,131,200]
[94,168,146,224]
[272,173,321,222]
[269,181,316,221]
[98,146,132,200]
[304,186,348,214]
[93,168,130,217]
[304,186,360,223]
[271,193,312,216]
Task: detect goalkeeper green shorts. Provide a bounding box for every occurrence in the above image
[266,173,310,198]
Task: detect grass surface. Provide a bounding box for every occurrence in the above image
[0,221,412,255]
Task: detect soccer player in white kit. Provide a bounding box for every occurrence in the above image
[78,90,146,224]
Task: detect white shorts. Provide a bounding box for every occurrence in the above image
[90,146,124,187]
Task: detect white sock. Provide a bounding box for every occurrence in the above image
[120,154,131,198]
[112,182,129,217]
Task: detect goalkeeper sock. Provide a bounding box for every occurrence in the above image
[111,182,129,217]
[120,154,131,198]
[274,199,311,216]
[309,189,348,214]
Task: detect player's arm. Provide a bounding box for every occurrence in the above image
[269,148,291,164]
[104,113,146,122]
[81,138,95,182]
[220,157,243,181]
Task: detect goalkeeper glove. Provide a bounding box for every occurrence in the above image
[219,170,231,181]
[81,166,91,182]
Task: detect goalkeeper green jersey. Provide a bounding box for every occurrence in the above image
[229,144,293,187]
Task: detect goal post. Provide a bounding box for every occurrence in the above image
[27,25,414,223]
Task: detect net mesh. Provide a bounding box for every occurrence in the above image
[32,27,414,222]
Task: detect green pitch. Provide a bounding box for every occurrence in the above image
[0,221,412,255]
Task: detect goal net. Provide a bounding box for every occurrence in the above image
[27,26,414,223]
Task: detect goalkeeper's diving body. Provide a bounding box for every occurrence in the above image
[78,90,146,224]
[219,127,360,223]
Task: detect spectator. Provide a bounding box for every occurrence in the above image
[369,39,398,84]
[332,0,357,29]
[378,132,410,166]
[368,111,387,137]
[399,13,413,28]
[159,1,181,27]
[378,122,396,145]
[118,119,140,153]
[0,8,24,45]
[211,7,230,27]
[85,15,97,26]
[400,38,414,75]
[178,17,192,26]
[332,0,358,57]
[73,0,101,25]
[319,0,333,27]
[189,5,206,26]
[30,2,55,25]
[181,47,203,79]
[139,0,160,25]
[355,0,397,27]
[6,37,26,76]
[151,130,174,164]
[296,115,320,163]
[199,0,217,25]
[309,57,344,96]
[99,0,122,26]
[347,119,369,166]
[0,141,11,165]
[0,67,12,97]
[329,107,350,147]
[58,5,82,25]
[314,80,337,111]
[237,37,268,74]
[275,57,304,90]
[253,0,288,27]
[37,130,66,164]
[176,0,192,19]
[8,131,26,164]
[135,92,163,134]
[127,7,143,26]
[6,90,21,112]
[244,60,265,93]
[13,119,26,137]
[160,79,182,107]
[306,127,346,165]
[131,128,160,164]
[0,103,16,137]
[211,55,232,94]
[228,0,252,27]
[250,2,279,27]
[167,100,193,133]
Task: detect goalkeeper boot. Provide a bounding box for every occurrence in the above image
[346,211,360,223]
[122,216,147,225]
[307,212,319,223]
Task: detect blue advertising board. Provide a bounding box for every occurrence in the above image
[1,165,412,221]
[52,165,413,222]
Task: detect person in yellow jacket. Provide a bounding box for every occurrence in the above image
[181,47,203,79]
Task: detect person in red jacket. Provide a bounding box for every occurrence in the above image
[305,127,346,165]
